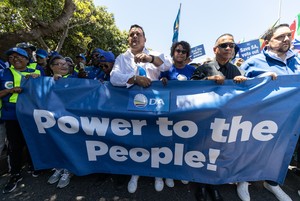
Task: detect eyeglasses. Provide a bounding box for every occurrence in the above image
[100,64,110,69]
[218,43,236,49]
[175,49,187,54]
[52,62,67,67]
[8,55,25,60]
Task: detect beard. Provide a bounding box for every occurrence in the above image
[277,43,291,53]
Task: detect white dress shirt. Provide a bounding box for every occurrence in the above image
[110,47,172,87]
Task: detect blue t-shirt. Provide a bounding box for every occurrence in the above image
[159,64,196,80]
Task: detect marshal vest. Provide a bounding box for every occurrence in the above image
[9,67,41,103]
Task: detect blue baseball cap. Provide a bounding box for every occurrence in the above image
[36,49,48,59]
[92,48,105,55]
[76,53,86,61]
[6,47,29,59]
[100,51,115,62]
[49,50,59,57]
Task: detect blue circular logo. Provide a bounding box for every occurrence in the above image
[134,94,148,108]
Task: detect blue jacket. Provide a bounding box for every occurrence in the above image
[241,48,300,77]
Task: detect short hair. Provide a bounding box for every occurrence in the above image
[49,55,65,66]
[129,24,145,37]
[170,41,191,58]
[214,33,234,46]
[262,23,290,41]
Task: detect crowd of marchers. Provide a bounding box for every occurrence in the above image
[0,23,300,201]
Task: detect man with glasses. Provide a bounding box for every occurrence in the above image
[237,23,296,201]
[191,33,246,201]
[191,33,245,84]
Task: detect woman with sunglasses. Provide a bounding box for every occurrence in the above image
[160,41,196,85]
[158,41,196,188]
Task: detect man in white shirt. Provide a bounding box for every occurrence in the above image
[110,24,172,88]
[110,24,172,193]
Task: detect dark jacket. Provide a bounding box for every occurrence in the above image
[191,59,243,80]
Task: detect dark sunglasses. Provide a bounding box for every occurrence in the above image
[175,49,187,54]
[100,64,109,69]
[218,43,235,49]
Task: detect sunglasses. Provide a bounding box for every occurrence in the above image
[218,43,235,49]
[100,64,110,69]
[175,49,187,54]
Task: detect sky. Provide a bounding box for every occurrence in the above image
[94,0,300,63]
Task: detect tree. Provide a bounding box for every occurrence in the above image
[0,0,75,59]
[0,0,127,60]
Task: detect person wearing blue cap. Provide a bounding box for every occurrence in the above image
[9,44,45,76]
[79,48,106,79]
[74,53,87,73]
[36,49,50,75]
[97,51,115,81]
[16,42,36,63]
[1,47,43,194]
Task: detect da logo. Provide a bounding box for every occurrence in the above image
[5,81,14,89]
[133,94,148,108]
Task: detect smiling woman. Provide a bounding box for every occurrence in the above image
[7,48,29,71]
[49,55,69,78]
[1,47,43,194]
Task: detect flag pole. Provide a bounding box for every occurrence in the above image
[278,0,282,24]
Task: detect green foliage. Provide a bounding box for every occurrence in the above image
[0,0,128,59]
[0,0,64,33]
[60,1,128,58]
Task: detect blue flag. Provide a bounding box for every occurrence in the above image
[172,4,181,43]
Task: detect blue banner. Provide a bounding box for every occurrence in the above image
[16,76,300,185]
[237,39,261,61]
